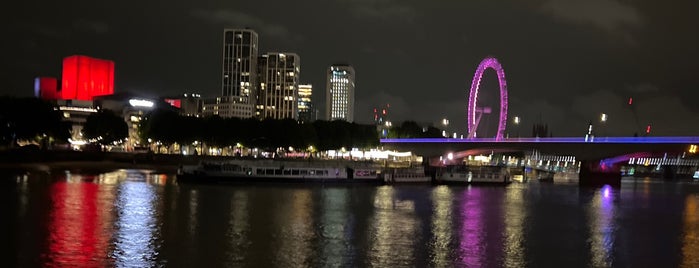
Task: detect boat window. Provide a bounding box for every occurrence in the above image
[275,169,282,175]
[292,170,299,175]
[300,170,308,175]
[257,169,263,174]
[309,170,315,175]
[266,169,274,175]
[283,170,291,175]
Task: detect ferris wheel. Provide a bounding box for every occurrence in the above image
[467,57,508,140]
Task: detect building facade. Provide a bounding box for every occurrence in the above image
[219,28,258,118]
[297,84,313,122]
[325,64,355,122]
[61,55,115,100]
[256,53,300,120]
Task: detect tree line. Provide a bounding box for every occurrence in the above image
[0,97,70,147]
[139,110,380,151]
[0,96,445,150]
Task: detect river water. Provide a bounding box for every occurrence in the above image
[3,169,699,267]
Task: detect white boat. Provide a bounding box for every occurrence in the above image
[384,167,432,183]
[437,165,511,184]
[177,160,383,184]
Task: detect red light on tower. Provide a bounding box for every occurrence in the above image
[628,97,633,105]
[61,55,115,100]
[646,124,651,134]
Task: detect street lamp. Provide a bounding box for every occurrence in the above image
[441,118,449,138]
[513,116,521,138]
[600,113,608,139]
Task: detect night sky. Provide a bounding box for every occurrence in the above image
[4,0,699,137]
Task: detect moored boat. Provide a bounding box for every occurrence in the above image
[384,167,432,183]
[177,159,384,184]
[436,165,511,184]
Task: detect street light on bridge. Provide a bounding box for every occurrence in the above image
[600,113,608,139]
[513,116,521,138]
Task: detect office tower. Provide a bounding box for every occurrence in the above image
[325,64,355,122]
[298,84,313,122]
[257,53,300,119]
[212,28,258,118]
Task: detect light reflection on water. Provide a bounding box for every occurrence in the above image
[430,186,453,267]
[682,194,699,268]
[369,186,418,267]
[502,184,526,268]
[587,184,617,267]
[6,171,699,267]
[459,186,484,266]
[112,181,160,268]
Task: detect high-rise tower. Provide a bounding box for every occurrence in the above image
[256,53,300,119]
[325,64,355,122]
[204,29,259,118]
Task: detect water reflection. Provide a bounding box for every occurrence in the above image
[502,185,526,267]
[587,185,617,267]
[682,194,699,267]
[225,190,249,266]
[273,189,314,267]
[45,176,115,267]
[112,181,160,267]
[320,188,351,266]
[459,186,484,266]
[430,186,453,267]
[370,186,418,266]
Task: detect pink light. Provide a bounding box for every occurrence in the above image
[467,57,508,141]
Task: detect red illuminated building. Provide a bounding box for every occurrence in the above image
[34,77,59,100]
[164,99,182,108]
[61,55,115,100]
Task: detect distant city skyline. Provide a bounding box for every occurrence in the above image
[5,0,699,136]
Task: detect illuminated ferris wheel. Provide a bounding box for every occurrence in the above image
[467,57,508,140]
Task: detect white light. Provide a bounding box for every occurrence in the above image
[447,153,454,160]
[129,99,154,108]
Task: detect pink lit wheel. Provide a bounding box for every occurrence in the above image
[467,57,508,140]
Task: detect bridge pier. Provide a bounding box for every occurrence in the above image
[578,161,621,187]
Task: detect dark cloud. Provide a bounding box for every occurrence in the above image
[338,0,417,21]
[72,19,109,35]
[191,9,303,42]
[540,0,642,33]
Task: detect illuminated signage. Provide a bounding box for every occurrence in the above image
[129,99,154,108]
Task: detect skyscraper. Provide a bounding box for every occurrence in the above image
[256,53,300,120]
[206,28,258,118]
[298,84,313,122]
[326,64,355,122]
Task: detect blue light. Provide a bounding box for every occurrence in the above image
[380,137,699,144]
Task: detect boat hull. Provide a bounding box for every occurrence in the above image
[177,173,384,184]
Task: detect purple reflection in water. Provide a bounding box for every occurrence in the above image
[460,187,483,266]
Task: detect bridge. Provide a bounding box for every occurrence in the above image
[380,137,699,160]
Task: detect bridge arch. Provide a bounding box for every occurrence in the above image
[467,57,508,141]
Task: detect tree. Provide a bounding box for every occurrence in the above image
[0,97,70,147]
[83,110,128,146]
